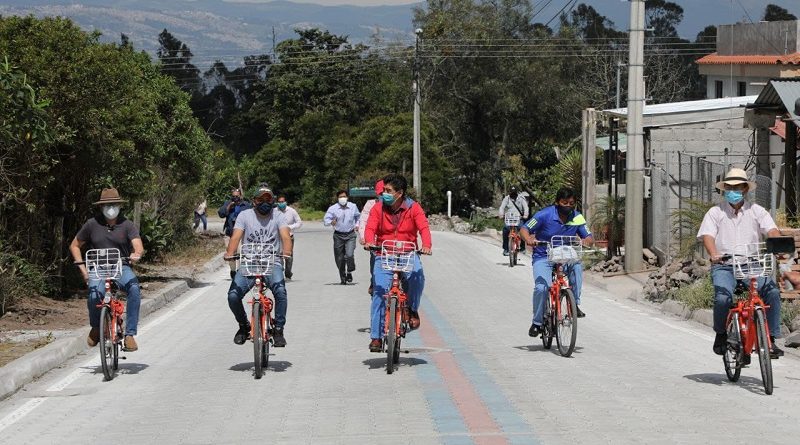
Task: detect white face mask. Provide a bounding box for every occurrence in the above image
[338,197,348,206]
[102,205,120,220]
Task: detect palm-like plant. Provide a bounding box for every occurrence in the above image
[671,199,714,259]
[592,194,625,259]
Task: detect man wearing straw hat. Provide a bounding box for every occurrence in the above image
[70,188,144,352]
[697,167,784,360]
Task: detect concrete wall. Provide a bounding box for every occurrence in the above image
[717,21,799,55]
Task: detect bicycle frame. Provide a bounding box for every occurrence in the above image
[384,271,409,338]
[549,263,571,314]
[97,278,125,339]
[249,276,274,343]
[726,277,772,356]
[509,226,520,250]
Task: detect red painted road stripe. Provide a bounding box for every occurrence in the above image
[418,312,510,445]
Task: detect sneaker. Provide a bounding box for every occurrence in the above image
[503,250,509,256]
[123,335,138,351]
[234,323,251,345]
[369,339,382,352]
[340,278,347,285]
[285,272,293,280]
[528,323,542,337]
[408,310,421,330]
[742,354,751,366]
[367,285,373,296]
[87,327,99,347]
[230,270,236,280]
[713,333,727,356]
[770,338,784,359]
[346,272,353,283]
[273,328,286,347]
[576,307,586,318]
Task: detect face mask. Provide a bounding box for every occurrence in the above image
[232,196,241,202]
[510,192,518,199]
[256,202,273,215]
[102,205,120,220]
[277,202,287,210]
[557,205,573,217]
[381,192,396,205]
[338,197,348,206]
[725,190,744,205]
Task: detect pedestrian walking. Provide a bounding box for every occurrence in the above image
[276,194,302,280]
[218,188,252,279]
[193,198,208,232]
[323,190,360,285]
[358,179,384,295]
[498,186,529,256]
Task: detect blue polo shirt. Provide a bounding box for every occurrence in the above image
[522,205,591,260]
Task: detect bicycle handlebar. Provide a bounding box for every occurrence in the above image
[224,254,292,261]
[74,257,134,266]
[364,245,431,255]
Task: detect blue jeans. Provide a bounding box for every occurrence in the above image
[88,266,141,336]
[531,259,583,326]
[370,254,424,339]
[710,265,781,337]
[227,264,288,328]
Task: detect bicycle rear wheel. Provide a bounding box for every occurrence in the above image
[99,306,115,381]
[754,307,773,395]
[387,297,398,374]
[113,316,122,370]
[253,301,265,379]
[723,313,742,382]
[541,295,554,350]
[263,315,271,369]
[555,289,578,357]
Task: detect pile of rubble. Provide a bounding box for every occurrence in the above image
[643,258,710,301]
[427,214,471,233]
[589,256,624,274]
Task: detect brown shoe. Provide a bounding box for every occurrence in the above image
[369,339,382,352]
[124,335,138,351]
[87,327,99,347]
[408,310,420,330]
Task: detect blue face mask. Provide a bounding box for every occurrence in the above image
[724,190,744,205]
[277,202,287,210]
[256,201,274,215]
[381,192,396,205]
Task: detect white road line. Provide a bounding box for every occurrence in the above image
[137,286,208,335]
[0,398,46,433]
[649,316,715,341]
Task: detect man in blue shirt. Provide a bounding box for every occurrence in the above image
[324,190,360,285]
[218,188,252,279]
[520,187,593,337]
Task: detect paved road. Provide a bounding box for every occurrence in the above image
[2,222,800,444]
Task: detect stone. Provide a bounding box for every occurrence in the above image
[643,248,657,262]
[791,314,800,333]
[785,331,800,348]
[669,271,692,283]
[666,262,682,276]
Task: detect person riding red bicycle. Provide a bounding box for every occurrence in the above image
[519,187,593,338]
[364,174,432,352]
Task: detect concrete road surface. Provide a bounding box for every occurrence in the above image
[1,222,799,444]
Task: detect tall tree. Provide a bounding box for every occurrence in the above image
[157,29,200,93]
[763,4,797,21]
[645,0,684,39]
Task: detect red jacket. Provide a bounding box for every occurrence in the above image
[364,197,432,249]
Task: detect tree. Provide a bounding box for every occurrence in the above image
[645,0,684,39]
[568,4,625,41]
[763,4,797,21]
[157,29,200,94]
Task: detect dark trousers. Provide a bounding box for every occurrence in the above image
[333,231,356,280]
[284,235,294,277]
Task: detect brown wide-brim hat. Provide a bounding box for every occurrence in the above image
[93,188,127,205]
[715,168,757,192]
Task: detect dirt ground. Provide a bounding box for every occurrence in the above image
[0,233,223,367]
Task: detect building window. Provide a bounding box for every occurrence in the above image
[715,80,724,98]
[737,81,747,96]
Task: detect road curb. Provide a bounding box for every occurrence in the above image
[0,252,224,401]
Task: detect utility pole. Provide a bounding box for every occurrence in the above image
[615,61,624,109]
[624,0,645,273]
[413,28,422,202]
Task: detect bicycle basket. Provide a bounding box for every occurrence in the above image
[547,236,583,264]
[504,214,521,227]
[240,243,277,277]
[731,242,774,279]
[379,240,417,272]
[85,248,122,280]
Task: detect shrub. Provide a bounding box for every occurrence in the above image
[669,275,713,311]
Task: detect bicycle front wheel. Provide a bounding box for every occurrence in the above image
[386,297,398,374]
[99,306,115,381]
[510,246,518,267]
[253,301,265,379]
[754,307,773,395]
[723,313,742,382]
[541,294,554,350]
[555,289,578,357]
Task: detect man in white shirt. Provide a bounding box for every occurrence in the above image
[358,180,384,295]
[324,190,360,285]
[498,186,529,256]
[696,168,783,359]
[276,194,302,280]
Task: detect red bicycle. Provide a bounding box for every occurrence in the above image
[82,248,127,381]
[721,239,792,395]
[535,236,581,357]
[506,214,521,267]
[228,243,278,379]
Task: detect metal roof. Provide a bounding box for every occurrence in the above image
[752,78,800,122]
[604,96,757,118]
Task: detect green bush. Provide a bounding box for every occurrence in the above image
[0,247,51,315]
[669,276,713,311]
[782,301,800,329]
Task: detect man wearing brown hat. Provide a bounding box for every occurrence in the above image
[697,168,783,360]
[70,188,145,352]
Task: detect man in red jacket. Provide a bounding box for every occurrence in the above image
[364,174,433,352]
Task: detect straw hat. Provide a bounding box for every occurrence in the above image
[93,188,126,205]
[715,168,757,192]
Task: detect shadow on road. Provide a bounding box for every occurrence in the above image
[356,327,371,333]
[362,357,427,370]
[683,373,771,396]
[513,345,584,356]
[87,362,149,375]
[229,360,293,373]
